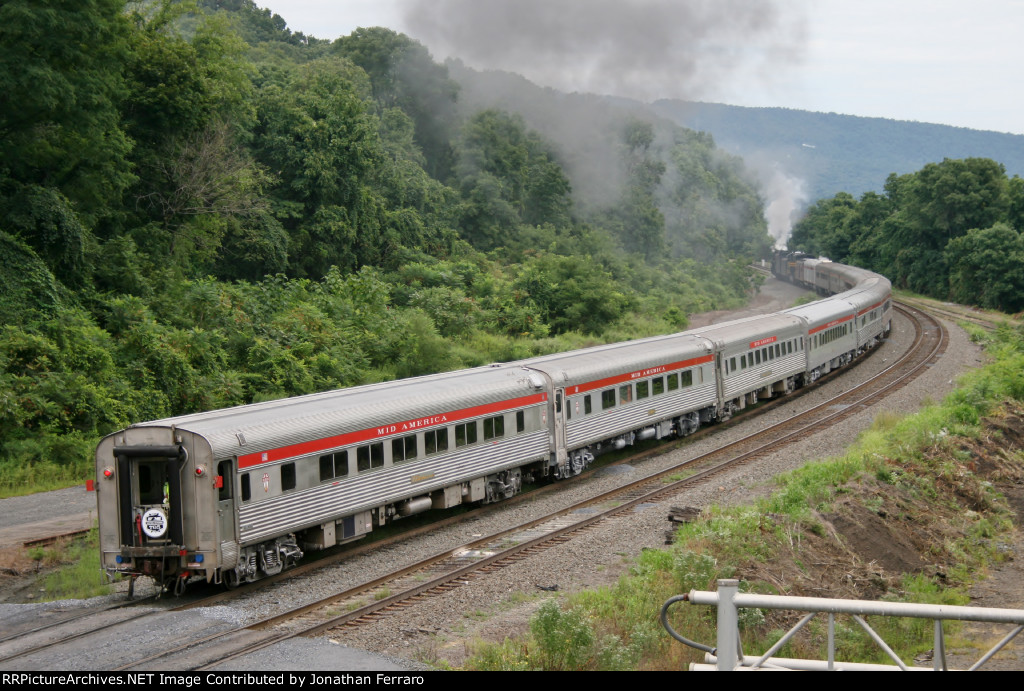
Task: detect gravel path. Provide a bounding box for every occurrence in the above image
[0,279,984,670]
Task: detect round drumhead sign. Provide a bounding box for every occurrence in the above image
[141,508,168,538]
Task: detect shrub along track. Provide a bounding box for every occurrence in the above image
[80,303,945,671]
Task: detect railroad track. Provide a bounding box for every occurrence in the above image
[49,302,942,671]
[897,295,1017,332]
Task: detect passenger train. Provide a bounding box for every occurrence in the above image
[94,253,891,591]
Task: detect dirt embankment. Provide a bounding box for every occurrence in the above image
[732,403,1024,668]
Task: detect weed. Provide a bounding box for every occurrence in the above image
[36,528,111,601]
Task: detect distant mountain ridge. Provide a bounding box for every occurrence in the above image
[651,100,1024,203]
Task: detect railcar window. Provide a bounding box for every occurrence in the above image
[137,464,163,505]
[667,373,679,391]
[241,473,251,502]
[425,428,449,455]
[652,377,664,395]
[281,462,296,491]
[317,454,350,481]
[516,410,526,432]
[775,344,781,358]
[681,370,693,387]
[730,357,737,371]
[602,389,616,409]
[636,380,649,399]
[483,415,505,440]
[584,396,592,414]
[357,442,384,471]
[755,350,761,365]
[392,434,417,463]
[455,422,478,447]
[619,384,632,404]
[217,460,232,501]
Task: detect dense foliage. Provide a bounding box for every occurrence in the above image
[0,0,771,494]
[790,158,1024,313]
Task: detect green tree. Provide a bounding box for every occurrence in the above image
[0,0,134,219]
[457,110,572,250]
[513,254,631,335]
[0,0,134,283]
[789,192,858,258]
[334,28,459,180]
[254,56,382,275]
[946,223,1024,312]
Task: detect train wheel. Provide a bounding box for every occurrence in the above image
[224,569,240,590]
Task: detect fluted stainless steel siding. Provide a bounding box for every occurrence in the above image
[565,382,715,448]
[237,430,548,544]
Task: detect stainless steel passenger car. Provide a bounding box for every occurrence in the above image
[521,333,717,476]
[96,366,553,587]
[693,314,807,418]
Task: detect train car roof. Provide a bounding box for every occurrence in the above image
[841,278,892,313]
[687,313,805,349]
[518,332,712,390]
[129,365,542,460]
[782,297,856,328]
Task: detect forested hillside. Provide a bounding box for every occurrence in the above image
[789,158,1024,312]
[652,100,1024,204]
[0,0,772,493]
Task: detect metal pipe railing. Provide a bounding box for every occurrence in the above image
[665,579,1024,670]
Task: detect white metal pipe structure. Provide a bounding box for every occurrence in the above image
[694,655,933,671]
[681,579,1024,670]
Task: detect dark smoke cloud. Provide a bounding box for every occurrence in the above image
[400,0,806,102]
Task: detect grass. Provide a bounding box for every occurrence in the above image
[33,527,112,601]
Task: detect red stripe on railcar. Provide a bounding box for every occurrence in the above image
[856,299,887,316]
[238,392,548,468]
[808,314,855,335]
[567,355,713,395]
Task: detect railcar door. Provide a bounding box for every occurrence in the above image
[554,388,567,465]
[114,446,185,554]
[216,459,238,571]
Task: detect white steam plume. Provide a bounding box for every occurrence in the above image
[399,0,806,103]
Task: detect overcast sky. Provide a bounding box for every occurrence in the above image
[255,0,1024,135]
